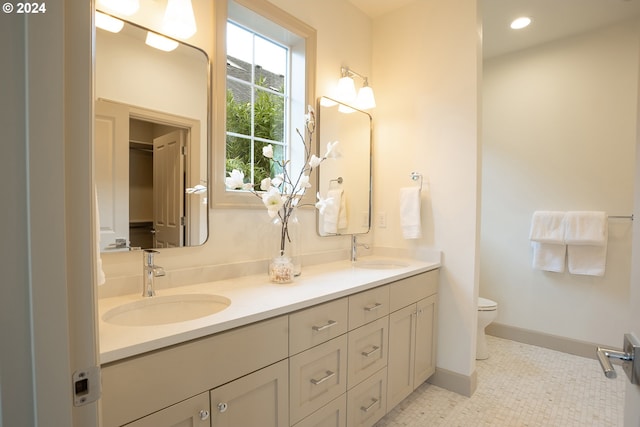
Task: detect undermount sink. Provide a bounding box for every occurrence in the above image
[103,294,231,327]
[352,259,409,270]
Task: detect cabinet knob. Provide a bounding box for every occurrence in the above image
[199,409,210,420]
[217,402,228,413]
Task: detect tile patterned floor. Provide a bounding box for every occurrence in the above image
[375,335,626,427]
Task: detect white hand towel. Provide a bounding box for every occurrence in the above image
[565,211,608,276]
[529,211,566,272]
[400,187,422,239]
[323,189,344,234]
[531,242,566,273]
[529,211,566,244]
[337,191,348,230]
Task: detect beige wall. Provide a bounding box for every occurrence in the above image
[372,0,482,379]
[481,19,640,348]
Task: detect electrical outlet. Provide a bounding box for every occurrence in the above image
[378,212,387,228]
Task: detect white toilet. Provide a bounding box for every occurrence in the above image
[476,297,498,360]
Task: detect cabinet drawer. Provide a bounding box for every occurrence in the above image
[290,335,348,424]
[346,368,387,427]
[348,285,389,330]
[290,298,348,355]
[347,316,388,389]
[292,395,346,427]
[389,271,438,312]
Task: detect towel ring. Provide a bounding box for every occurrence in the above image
[410,172,423,191]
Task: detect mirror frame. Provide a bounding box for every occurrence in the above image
[316,96,373,237]
[95,14,211,252]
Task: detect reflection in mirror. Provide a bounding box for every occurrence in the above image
[316,96,372,237]
[95,15,209,252]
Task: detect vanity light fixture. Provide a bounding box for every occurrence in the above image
[145,31,179,52]
[162,0,197,39]
[95,11,124,33]
[510,16,532,30]
[97,0,139,16]
[337,67,376,110]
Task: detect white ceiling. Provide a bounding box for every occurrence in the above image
[347,0,640,58]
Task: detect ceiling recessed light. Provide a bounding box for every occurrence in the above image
[510,17,532,30]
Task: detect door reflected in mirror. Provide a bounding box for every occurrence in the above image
[95,15,209,252]
[316,96,372,237]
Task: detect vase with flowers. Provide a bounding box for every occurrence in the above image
[225,105,339,283]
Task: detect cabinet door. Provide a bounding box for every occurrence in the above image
[386,304,416,410]
[210,359,289,427]
[123,392,210,427]
[414,294,437,386]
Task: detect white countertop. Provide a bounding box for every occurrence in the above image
[98,257,440,364]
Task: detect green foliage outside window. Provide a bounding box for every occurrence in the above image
[226,75,285,186]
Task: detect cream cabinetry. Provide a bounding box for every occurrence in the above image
[101,315,288,427]
[123,392,210,427]
[387,273,438,410]
[101,269,439,427]
[210,359,289,427]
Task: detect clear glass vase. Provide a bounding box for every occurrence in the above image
[269,210,301,281]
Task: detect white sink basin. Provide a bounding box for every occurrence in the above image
[352,260,409,270]
[103,294,231,327]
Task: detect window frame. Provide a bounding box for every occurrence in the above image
[212,0,317,209]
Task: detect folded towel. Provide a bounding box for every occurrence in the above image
[400,187,422,239]
[565,211,608,276]
[529,211,566,244]
[323,189,344,234]
[531,242,566,273]
[564,211,607,245]
[529,211,566,272]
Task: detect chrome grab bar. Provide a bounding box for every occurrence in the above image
[596,333,640,384]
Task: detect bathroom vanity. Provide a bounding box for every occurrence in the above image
[99,258,439,427]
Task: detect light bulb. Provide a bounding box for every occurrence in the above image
[337,76,356,103]
[356,85,376,110]
[95,11,124,33]
[163,0,197,39]
[145,32,179,52]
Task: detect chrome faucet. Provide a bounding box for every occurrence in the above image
[351,235,370,262]
[142,249,165,297]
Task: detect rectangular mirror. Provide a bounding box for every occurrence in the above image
[95,15,209,252]
[316,96,372,236]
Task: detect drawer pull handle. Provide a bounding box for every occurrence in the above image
[361,398,379,413]
[361,345,380,357]
[310,370,335,385]
[312,320,338,332]
[364,302,383,312]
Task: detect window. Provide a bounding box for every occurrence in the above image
[214,0,316,206]
[226,21,288,186]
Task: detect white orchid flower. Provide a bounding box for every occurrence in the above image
[315,192,334,215]
[262,144,274,159]
[225,169,245,189]
[325,141,342,159]
[298,174,311,190]
[262,187,284,218]
[271,174,284,187]
[260,177,272,191]
[309,155,322,168]
[305,105,315,133]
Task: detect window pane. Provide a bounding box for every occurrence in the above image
[226,84,251,136]
[227,22,252,84]
[226,135,252,179]
[254,87,284,142]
